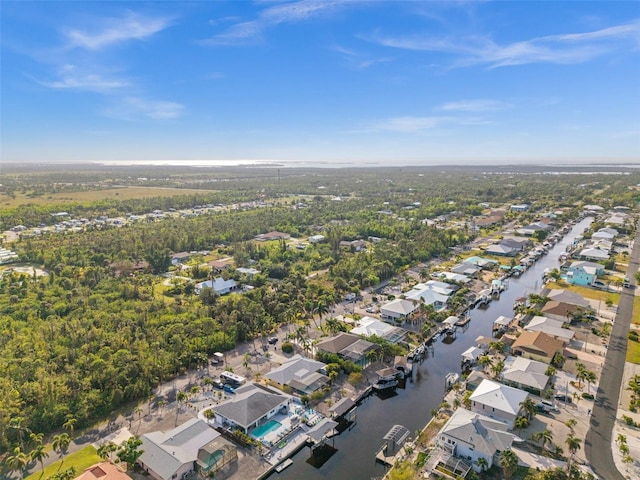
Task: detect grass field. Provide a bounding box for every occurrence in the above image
[25,445,102,480]
[1,187,215,208]
[627,340,640,364]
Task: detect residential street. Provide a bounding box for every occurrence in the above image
[585,225,640,480]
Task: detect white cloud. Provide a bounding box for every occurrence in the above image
[372,116,453,133]
[64,11,172,50]
[36,66,130,92]
[437,99,512,112]
[368,20,640,68]
[204,0,357,45]
[104,97,184,120]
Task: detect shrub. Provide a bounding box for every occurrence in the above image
[582,392,594,400]
[281,342,294,354]
[622,415,634,426]
[629,331,639,342]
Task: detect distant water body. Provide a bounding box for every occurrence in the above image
[96,159,640,171]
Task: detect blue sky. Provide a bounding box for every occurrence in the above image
[2,1,639,166]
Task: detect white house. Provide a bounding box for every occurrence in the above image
[577,247,610,261]
[138,419,220,480]
[195,278,238,296]
[350,316,407,343]
[501,356,551,396]
[436,408,519,473]
[469,379,528,429]
[524,316,575,343]
[380,298,419,320]
[213,383,291,434]
[308,234,326,243]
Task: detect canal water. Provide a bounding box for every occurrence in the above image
[275,217,593,480]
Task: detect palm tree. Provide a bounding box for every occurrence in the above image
[616,433,627,446]
[6,446,30,480]
[478,355,493,373]
[514,416,529,435]
[476,456,488,473]
[531,429,553,451]
[565,435,582,474]
[545,365,557,377]
[584,370,597,394]
[30,442,49,474]
[62,416,76,436]
[565,418,577,433]
[520,397,537,421]
[499,449,519,480]
[52,433,71,466]
[491,359,505,379]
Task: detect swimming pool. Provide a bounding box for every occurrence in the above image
[251,419,282,439]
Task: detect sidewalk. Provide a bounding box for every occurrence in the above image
[612,361,640,479]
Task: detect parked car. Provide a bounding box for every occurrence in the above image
[366,307,376,313]
[268,337,278,345]
[554,394,573,404]
[213,379,224,389]
[536,401,559,413]
[223,384,236,394]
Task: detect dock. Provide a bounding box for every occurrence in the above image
[274,459,293,473]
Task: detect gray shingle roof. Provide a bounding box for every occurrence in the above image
[214,385,288,430]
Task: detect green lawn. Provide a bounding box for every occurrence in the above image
[25,446,102,480]
[545,282,620,304]
[627,340,640,365]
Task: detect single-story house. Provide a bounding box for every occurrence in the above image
[469,379,529,429]
[546,289,591,308]
[236,267,260,278]
[138,419,220,480]
[592,231,615,241]
[212,383,291,434]
[576,247,610,261]
[208,259,232,272]
[315,332,378,367]
[511,331,564,363]
[436,408,519,473]
[598,228,619,237]
[541,300,588,322]
[500,237,531,251]
[350,316,407,344]
[195,278,238,296]
[451,263,481,276]
[254,231,291,241]
[439,272,472,284]
[339,239,367,251]
[264,355,329,395]
[76,463,132,480]
[524,316,575,343]
[517,222,549,236]
[510,204,530,212]
[500,356,551,396]
[380,298,419,320]
[462,256,498,268]
[485,244,518,257]
[171,252,191,265]
[308,235,325,243]
[405,281,457,310]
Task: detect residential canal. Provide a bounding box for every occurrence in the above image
[274,217,594,480]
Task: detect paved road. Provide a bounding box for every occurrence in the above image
[585,226,640,480]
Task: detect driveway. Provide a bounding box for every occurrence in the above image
[585,221,640,480]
